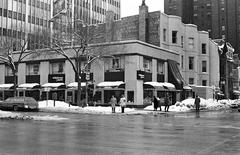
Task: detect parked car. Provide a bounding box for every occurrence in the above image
[0,97,38,111]
[238,102,240,112]
[230,100,239,109]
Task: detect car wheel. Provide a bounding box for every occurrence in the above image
[13,106,18,111]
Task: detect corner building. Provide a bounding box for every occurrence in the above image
[0,2,219,105]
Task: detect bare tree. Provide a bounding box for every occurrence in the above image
[39,20,114,107]
[0,38,36,97]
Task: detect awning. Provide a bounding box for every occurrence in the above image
[144,82,176,91]
[67,82,93,89]
[0,84,14,90]
[42,83,66,89]
[144,82,165,90]
[17,83,41,90]
[168,59,186,90]
[233,90,240,95]
[97,81,125,89]
[183,85,192,90]
[163,82,176,91]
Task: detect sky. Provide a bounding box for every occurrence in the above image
[121,0,164,17]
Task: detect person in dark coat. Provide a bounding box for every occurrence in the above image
[153,96,158,111]
[164,93,170,112]
[194,95,201,112]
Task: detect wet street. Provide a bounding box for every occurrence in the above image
[0,110,240,155]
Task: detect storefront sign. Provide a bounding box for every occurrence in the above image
[49,74,65,83]
[137,70,145,80]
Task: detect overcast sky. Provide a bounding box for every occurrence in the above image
[121,0,164,17]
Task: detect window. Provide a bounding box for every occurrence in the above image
[18,13,22,21]
[112,58,120,69]
[202,61,207,72]
[181,55,184,69]
[8,10,12,18]
[222,26,225,31]
[181,36,184,48]
[202,80,207,86]
[163,29,167,42]
[143,58,151,72]
[157,61,164,74]
[27,64,39,75]
[189,78,194,85]
[13,12,17,19]
[5,66,13,76]
[202,43,206,54]
[172,31,177,44]
[50,62,65,74]
[189,57,194,70]
[188,37,194,49]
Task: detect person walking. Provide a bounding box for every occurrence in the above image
[153,96,158,111]
[110,95,117,113]
[194,95,201,112]
[119,94,126,113]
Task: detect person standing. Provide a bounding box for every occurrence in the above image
[194,95,201,112]
[153,96,158,111]
[110,95,117,113]
[119,94,126,113]
[164,93,170,112]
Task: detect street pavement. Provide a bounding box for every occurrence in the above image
[0,110,240,155]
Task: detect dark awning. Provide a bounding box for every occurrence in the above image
[168,59,186,90]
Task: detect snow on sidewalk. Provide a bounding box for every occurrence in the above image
[38,100,136,114]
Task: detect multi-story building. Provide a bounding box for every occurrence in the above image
[53,0,121,24]
[164,0,240,54]
[0,0,52,49]
[0,0,121,50]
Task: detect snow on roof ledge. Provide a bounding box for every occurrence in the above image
[18,83,40,89]
[0,84,14,89]
[97,81,124,88]
[67,82,87,87]
[42,83,65,88]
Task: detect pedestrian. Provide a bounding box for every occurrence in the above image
[194,95,201,112]
[119,94,126,113]
[164,93,170,112]
[153,96,158,111]
[110,95,117,113]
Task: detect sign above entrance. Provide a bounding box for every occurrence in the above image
[137,70,145,80]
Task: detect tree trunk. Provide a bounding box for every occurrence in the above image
[13,70,17,97]
[76,57,82,107]
[77,72,82,107]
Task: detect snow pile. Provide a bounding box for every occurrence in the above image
[38,100,136,114]
[144,98,233,112]
[0,110,32,120]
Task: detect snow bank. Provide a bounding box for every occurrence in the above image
[0,110,32,120]
[38,100,136,114]
[144,98,233,112]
